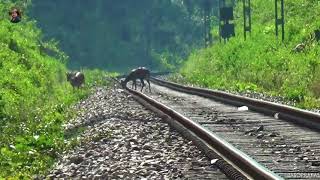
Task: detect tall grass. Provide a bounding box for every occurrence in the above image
[0,2,117,178]
[181,0,320,108]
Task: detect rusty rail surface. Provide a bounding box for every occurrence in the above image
[150,77,320,130]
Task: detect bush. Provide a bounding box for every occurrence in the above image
[0,2,117,178]
[181,0,320,109]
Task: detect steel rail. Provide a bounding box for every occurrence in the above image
[151,77,320,130]
[115,78,283,180]
[115,72,172,79]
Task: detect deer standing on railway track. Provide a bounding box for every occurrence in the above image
[121,67,151,92]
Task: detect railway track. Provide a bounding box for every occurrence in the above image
[116,76,320,179]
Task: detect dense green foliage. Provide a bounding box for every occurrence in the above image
[2,0,319,178]
[30,0,210,72]
[181,0,320,108]
[1,0,214,177]
[0,1,116,178]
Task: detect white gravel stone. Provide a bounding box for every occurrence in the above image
[46,86,227,179]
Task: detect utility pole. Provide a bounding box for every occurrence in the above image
[243,0,251,40]
[204,0,212,47]
[275,0,284,41]
[218,0,222,42]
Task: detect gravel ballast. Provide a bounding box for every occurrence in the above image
[47,86,228,179]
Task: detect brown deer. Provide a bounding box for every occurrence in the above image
[121,67,151,92]
[66,71,85,89]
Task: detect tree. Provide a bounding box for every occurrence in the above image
[30,0,207,71]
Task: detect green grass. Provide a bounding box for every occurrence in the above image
[0,1,117,178]
[180,0,320,109]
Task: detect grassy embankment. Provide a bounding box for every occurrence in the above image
[180,0,320,108]
[0,1,116,178]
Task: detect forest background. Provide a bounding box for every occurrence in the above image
[1,0,320,178]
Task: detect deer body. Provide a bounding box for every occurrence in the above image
[122,67,151,92]
[67,71,85,88]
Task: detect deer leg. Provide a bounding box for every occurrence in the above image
[132,80,137,90]
[147,79,151,92]
[140,78,145,92]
